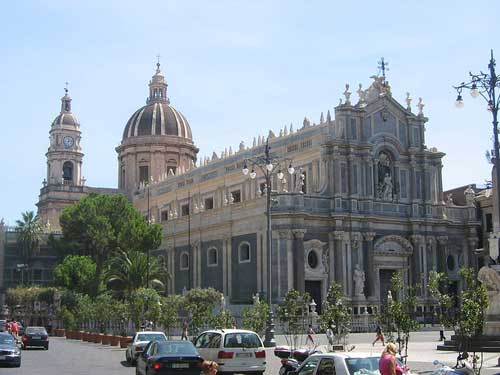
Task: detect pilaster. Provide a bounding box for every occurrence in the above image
[292,229,307,293]
[436,236,448,273]
[363,232,376,299]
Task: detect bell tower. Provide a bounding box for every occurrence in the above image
[46,86,84,186]
[37,86,85,229]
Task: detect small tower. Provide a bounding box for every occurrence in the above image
[37,85,85,228]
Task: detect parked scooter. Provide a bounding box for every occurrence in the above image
[431,359,474,375]
[274,346,322,375]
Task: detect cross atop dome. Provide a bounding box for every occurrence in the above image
[61,82,72,113]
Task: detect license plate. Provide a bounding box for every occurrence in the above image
[172,363,190,368]
[236,353,252,358]
[0,356,5,360]
[32,336,41,340]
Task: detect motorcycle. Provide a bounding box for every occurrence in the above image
[274,346,322,375]
[431,359,474,375]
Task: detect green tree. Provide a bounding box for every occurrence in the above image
[276,289,311,349]
[241,299,269,336]
[53,255,96,295]
[57,193,162,296]
[211,310,236,329]
[457,267,489,373]
[182,288,223,337]
[105,249,167,297]
[379,271,419,364]
[158,295,182,336]
[128,288,162,330]
[15,211,43,282]
[428,270,457,328]
[320,282,351,345]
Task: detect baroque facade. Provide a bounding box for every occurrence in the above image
[1,63,481,316]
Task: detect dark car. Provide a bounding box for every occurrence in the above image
[136,340,204,375]
[0,331,21,367]
[21,326,49,350]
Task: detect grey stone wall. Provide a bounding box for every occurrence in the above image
[230,233,257,303]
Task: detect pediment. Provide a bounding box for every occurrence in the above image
[374,235,413,256]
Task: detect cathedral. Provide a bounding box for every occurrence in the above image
[6,62,481,318]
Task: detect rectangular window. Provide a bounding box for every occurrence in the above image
[352,165,358,194]
[204,197,214,210]
[486,213,493,233]
[181,204,190,216]
[413,127,420,146]
[161,210,169,222]
[33,269,42,281]
[139,166,149,183]
[231,190,241,203]
[400,170,408,199]
[341,164,347,193]
[350,118,357,140]
[416,172,423,199]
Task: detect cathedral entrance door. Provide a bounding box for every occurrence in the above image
[305,280,322,314]
[379,269,396,309]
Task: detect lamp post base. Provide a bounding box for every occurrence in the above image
[263,308,276,347]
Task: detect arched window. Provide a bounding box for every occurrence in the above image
[63,161,73,181]
[180,252,189,270]
[207,247,218,267]
[238,242,251,263]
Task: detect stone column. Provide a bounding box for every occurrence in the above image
[363,232,376,299]
[467,237,479,269]
[292,229,307,293]
[410,234,424,295]
[328,232,335,285]
[349,232,362,297]
[436,236,448,273]
[278,230,294,295]
[333,231,345,288]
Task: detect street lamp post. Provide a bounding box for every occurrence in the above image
[454,50,500,262]
[146,180,151,289]
[242,138,294,347]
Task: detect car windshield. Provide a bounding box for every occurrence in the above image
[0,335,16,345]
[224,333,261,348]
[137,333,166,342]
[345,357,380,375]
[26,327,47,335]
[157,341,198,355]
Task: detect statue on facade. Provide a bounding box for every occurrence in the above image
[343,84,352,105]
[464,185,475,206]
[405,92,412,112]
[382,173,393,200]
[478,266,500,316]
[252,293,260,305]
[446,193,454,206]
[295,170,305,193]
[353,264,365,297]
[417,97,425,116]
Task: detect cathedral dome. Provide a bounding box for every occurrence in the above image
[122,62,192,141]
[122,102,192,140]
[52,112,79,126]
[52,88,79,126]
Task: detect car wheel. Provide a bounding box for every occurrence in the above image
[45,344,49,350]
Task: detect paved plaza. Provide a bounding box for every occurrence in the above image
[2,332,500,375]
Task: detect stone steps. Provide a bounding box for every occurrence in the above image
[437,335,500,353]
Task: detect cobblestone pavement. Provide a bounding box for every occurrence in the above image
[0,332,499,375]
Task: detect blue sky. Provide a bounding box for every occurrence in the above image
[0,0,498,225]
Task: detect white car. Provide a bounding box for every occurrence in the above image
[194,329,266,375]
[290,352,412,375]
[125,331,168,365]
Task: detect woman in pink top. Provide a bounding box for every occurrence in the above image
[379,343,402,375]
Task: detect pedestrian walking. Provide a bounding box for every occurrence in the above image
[379,343,403,375]
[439,324,446,341]
[11,321,18,340]
[6,320,12,334]
[181,320,189,341]
[306,324,315,346]
[326,321,335,350]
[372,324,385,346]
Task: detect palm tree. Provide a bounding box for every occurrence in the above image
[15,211,43,283]
[105,249,168,297]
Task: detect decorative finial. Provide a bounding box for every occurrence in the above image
[64,81,69,95]
[357,84,366,106]
[326,110,331,123]
[156,54,161,72]
[320,112,324,124]
[417,97,425,116]
[377,57,389,84]
[343,84,352,105]
[406,92,412,112]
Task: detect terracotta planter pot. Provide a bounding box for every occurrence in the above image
[101,334,111,345]
[119,336,131,348]
[93,333,102,344]
[109,335,120,346]
[89,333,96,342]
[80,332,87,341]
[55,328,65,337]
[66,330,73,339]
[73,331,82,340]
